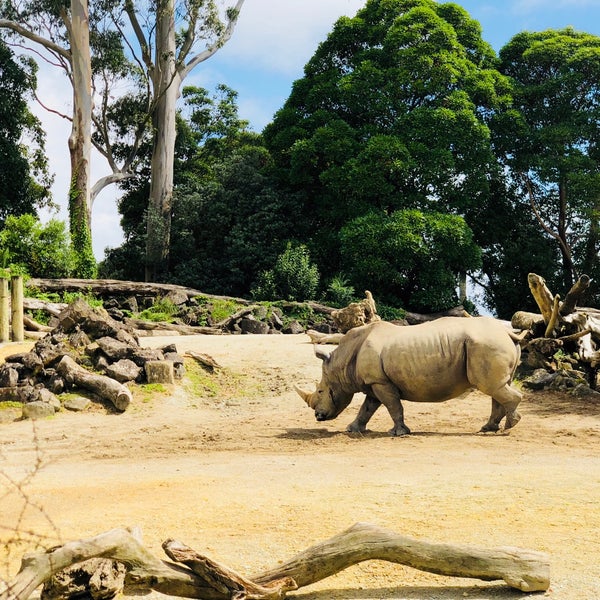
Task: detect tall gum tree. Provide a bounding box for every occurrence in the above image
[0,0,96,276]
[121,0,245,281]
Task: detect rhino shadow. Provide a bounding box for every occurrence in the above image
[290,583,533,598]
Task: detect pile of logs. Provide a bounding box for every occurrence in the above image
[513,273,600,394]
[0,297,185,416]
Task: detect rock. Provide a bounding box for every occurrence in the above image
[522,369,559,390]
[63,396,92,412]
[128,347,165,367]
[239,317,271,335]
[145,360,175,384]
[163,352,185,379]
[164,290,189,305]
[0,365,20,387]
[105,359,143,383]
[37,388,61,410]
[22,401,55,419]
[283,320,305,334]
[96,337,131,360]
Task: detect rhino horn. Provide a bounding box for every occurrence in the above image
[294,384,312,406]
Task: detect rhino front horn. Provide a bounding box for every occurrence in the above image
[294,384,312,406]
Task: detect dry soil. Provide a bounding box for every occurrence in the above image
[1,333,600,599]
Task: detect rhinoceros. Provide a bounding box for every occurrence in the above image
[295,317,523,436]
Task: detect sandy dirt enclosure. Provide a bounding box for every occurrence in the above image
[1,333,600,599]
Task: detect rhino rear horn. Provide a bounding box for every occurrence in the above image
[294,384,312,406]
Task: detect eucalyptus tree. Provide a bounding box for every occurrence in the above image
[112,0,245,281]
[264,0,511,312]
[0,0,97,275]
[495,28,600,293]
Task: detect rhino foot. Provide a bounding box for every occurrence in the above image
[504,411,522,430]
[346,422,367,434]
[389,424,411,437]
[479,423,500,433]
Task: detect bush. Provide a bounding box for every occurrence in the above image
[252,242,320,302]
[0,214,75,277]
[323,274,355,307]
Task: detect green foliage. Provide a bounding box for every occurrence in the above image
[264,0,508,309]
[138,298,179,322]
[0,41,52,223]
[323,274,356,307]
[339,209,481,312]
[495,28,600,292]
[252,242,320,302]
[0,214,76,277]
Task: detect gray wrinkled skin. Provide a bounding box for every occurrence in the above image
[296,317,522,436]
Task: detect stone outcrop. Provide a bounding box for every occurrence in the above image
[0,298,185,418]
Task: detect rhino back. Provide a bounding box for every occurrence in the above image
[348,318,519,403]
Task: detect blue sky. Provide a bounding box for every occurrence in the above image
[33,0,600,259]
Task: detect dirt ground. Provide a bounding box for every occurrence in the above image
[1,333,600,599]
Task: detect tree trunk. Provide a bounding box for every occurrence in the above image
[56,355,132,411]
[67,0,96,278]
[145,0,178,283]
[0,523,550,600]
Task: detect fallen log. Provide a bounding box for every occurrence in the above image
[0,523,550,600]
[305,330,345,344]
[26,278,251,306]
[123,318,222,336]
[404,306,471,325]
[253,522,549,593]
[56,355,132,412]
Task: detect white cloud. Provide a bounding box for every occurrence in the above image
[218,0,365,75]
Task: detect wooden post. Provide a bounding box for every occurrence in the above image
[11,275,24,342]
[0,278,9,342]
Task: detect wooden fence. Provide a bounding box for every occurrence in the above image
[0,275,24,343]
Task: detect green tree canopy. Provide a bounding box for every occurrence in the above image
[0,39,52,224]
[263,0,510,311]
[495,28,600,294]
[0,214,75,277]
[339,209,481,311]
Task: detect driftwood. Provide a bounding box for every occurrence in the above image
[331,290,380,333]
[123,318,222,336]
[56,355,132,411]
[22,298,67,317]
[26,278,252,305]
[22,315,53,332]
[305,330,345,345]
[184,351,222,371]
[0,523,550,600]
[404,306,471,325]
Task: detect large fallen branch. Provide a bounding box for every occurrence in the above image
[1,523,549,600]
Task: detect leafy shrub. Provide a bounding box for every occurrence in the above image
[323,274,355,307]
[138,298,179,322]
[0,214,76,278]
[252,242,320,302]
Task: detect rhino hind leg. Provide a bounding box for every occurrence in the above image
[347,395,381,433]
[481,385,522,433]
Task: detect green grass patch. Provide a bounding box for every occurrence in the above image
[183,359,262,401]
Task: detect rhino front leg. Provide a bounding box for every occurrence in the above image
[370,383,410,436]
[347,395,381,433]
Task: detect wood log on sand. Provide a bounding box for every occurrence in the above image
[1,523,549,600]
[56,355,132,411]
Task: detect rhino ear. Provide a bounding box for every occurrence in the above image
[314,345,333,363]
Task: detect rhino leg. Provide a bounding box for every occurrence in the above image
[347,395,381,433]
[481,385,522,432]
[480,399,505,432]
[370,383,411,436]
